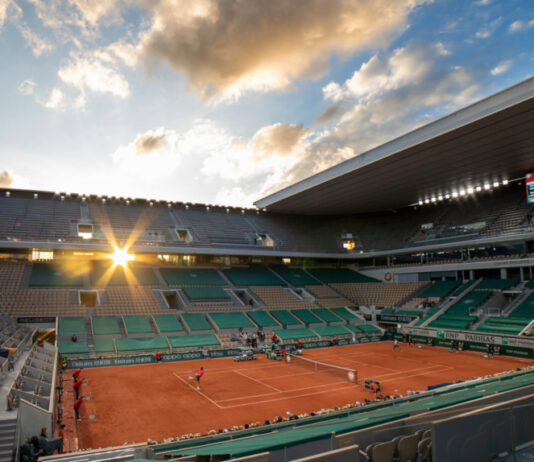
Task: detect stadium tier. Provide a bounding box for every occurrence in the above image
[152,313,184,332]
[160,268,226,286]
[246,310,280,328]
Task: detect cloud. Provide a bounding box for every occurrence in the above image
[509,19,534,33]
[474,0,491,5]
[58,49,131,99]
[491,60,513,75]
[0,1,9,30]
[202,123,309,181]
[139,0,428,102]
[0,169,30,188]
[2,0,53,56]
[111,120,232,180]
[26,0,121,36]
[215,187,254,207]
[0,170,15,188]
[134,129,172,155]
[44,88,65,110]
[18,79,36,96]
[475,16,502,39]
[49,41,138,109]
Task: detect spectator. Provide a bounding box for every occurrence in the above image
[154,351,162,362]
[272,333,279,345]
[21,437,41,462]
[38,428,62,455]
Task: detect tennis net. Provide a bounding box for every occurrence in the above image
[285,354,357,384]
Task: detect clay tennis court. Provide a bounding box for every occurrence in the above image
[62,342,534,449]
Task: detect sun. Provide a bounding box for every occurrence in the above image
[110,247,135,267]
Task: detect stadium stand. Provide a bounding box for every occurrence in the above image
[208,312,255,330]
[333,282,426,308]
[312,308,344,324]
[152,314,184,333]
[308,268,379,284]
[247,310,280,328]
[269,310,303,328]
[181,313,213,332]
[418,280,462,299]
[271,266,321,286]
[160,268,227,286]
[223,267,285,286]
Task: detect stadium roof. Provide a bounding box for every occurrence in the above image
[255,77,534,215]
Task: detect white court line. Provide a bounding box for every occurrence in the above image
[172,372,223,409]
[218,383,355,409]
[368,364,446,381]
[233,370,281,392]
[217,379,348,403]
[375,366,455,385]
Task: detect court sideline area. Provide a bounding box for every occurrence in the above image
[64,341,534,449]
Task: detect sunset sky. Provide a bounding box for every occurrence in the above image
[0,0,533,207]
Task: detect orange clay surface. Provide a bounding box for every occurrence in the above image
[61,342,534,449]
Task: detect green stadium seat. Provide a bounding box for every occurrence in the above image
[181,313,213,331]
[270,310,302,327]
[313,325,351,336]
[273,328,318,340]
[223,267,285,286]
[123,315,154,334]
[152,314,184,332]
[58,317,87,336]
[116,337,169,352]
[291,309,323,325]
[167,334,220,348]
[92,316,121,335]
[312,308,343,323]
[209,312,255,330]
[247,311,280,328]
[58,341,89,354]
[271,266,320,286]
[307,268,379,284]
[160,268,226,286]
[30,262,85,287]
[183,286,231,301]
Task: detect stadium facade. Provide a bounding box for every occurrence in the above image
[2,77,534,462]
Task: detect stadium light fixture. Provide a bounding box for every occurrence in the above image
[444,193,450,199]
[431,197,437,202]
[452,191,459,198]
[484,183,491,190]
[110,247,135,267]
[493,181,500,188]
[418,200,423,205]
[424,199,430,204]
[475,186,482,192]
[467,187,474,194]
[502,179,509,185]
[438,195,443,201]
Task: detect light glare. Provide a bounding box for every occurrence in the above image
[110,247,135,267]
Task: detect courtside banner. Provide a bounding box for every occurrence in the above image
[402,326,534,348]
[64,349,243,368]
[526,172,534,203]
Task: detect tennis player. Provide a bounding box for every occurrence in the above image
[393,339,400,351]
[195,366,204,390]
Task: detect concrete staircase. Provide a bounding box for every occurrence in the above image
[0,418,16,462]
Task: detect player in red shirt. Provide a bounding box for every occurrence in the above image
[73,379,83,400]
[73,396,84,421]
[195,367,204,391]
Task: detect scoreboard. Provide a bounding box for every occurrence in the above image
[527,172,534,204]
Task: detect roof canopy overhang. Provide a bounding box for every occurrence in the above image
[255,77,534,215]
